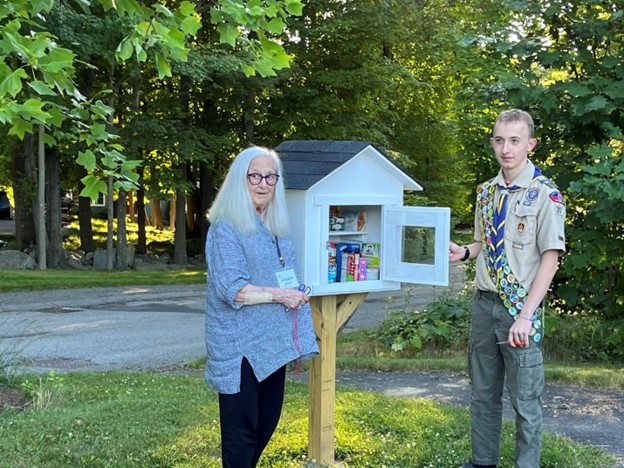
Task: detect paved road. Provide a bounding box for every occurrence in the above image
[0,270,464,372]
[0,219,14,236]
[0,285,207,372]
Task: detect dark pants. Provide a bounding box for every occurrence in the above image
[218,358,286,468]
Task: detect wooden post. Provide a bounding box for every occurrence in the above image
[308,293,368,465]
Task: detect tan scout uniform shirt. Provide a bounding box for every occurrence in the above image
[473,160,566,293]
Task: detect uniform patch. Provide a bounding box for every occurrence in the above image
[549,191,565,204]
[526,188,539,200]
[517,222,525,233]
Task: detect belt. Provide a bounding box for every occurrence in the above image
[477,289,499,299]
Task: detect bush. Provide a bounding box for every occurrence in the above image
[373,295,471,354]
[545,313,624,363]
[373,290,624,365]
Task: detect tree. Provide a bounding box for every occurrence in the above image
[454,0,624,318]
[1,0,304,268]
[256,0,467,215]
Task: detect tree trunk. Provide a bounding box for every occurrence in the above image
[127,190,135,222]
[45,147,63,268]
[151,199,164,230]
[199,160,215,250]
[106,176,114,271]
[173,170,187,265]
[169,196,175,231]
[115,188,127,270]
[76,164,95,253]
[186,163,200,238]
[186,194,196,233]
[105,62,115,271]
[244,87,256,144]
[12,135,36,251]
[136,165,147,254]
[36,125,47,269]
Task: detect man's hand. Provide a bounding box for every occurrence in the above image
[507,318,533,348]
[449,242,466,263]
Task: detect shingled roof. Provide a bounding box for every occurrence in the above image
[275,140,417,190]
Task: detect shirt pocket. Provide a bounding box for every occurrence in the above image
[506,203,537,246]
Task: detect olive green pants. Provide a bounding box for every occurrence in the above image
[468,290,544,468]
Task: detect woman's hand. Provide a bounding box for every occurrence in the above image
[275,288,309,310]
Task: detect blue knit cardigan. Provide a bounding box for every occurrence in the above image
[204,217,318,394]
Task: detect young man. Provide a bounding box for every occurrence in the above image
[449,109,566,468]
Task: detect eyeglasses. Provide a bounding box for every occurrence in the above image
[247,173,280,186]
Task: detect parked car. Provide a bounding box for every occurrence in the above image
[0,191,12,220]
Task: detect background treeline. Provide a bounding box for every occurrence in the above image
[0,0,622,332]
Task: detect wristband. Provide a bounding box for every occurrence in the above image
[518,315,536,322]
[461,246,470,262]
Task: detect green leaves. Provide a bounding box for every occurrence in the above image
[210,0,304,77]
[155,51,172,79]
[111,0,201,73]
[0,67,27,98]
[284,0,304,16]
[38,47,75,73]
[80,174,108,200]
[455,0,624,319]
[374,296,471,353]
[27,80,57,96]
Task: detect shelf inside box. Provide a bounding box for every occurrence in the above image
[311,278,401,296]
[328,231,367,236]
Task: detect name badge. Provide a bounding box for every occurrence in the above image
[276,268,298,289]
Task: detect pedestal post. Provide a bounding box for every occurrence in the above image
[308,293,368,465]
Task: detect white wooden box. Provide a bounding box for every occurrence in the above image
[277,140,450,296]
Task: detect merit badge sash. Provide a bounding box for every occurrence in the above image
[477,171,548,344]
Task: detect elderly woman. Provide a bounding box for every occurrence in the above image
[205,146,318,468]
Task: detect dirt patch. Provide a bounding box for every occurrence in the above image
[0,386,27,413]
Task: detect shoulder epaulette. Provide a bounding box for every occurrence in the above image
[536,175,559,190]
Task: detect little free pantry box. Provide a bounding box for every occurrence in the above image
[276,140,450,296]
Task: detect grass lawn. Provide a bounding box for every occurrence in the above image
[0,269,206,292]
[0,372,615,468]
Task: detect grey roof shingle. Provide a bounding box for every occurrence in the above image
[276,140,412,190]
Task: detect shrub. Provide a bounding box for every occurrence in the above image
[373,294,471,354]
[545,313,624,363]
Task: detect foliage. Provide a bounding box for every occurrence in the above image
[336,331,624,390]
[61,217,175,249]
[557,147,624,319]
[546,313,624,363]
[368,289,623,369]
[0,0,199,199]
[211,0,305,77]
[373,295,471,353]
[452,0,624,319]
[1,0,304,209]
[255,0,469,217]
[19,371,65,411]
[0,372,614,467]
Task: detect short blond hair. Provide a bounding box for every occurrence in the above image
[495,109,535,138]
